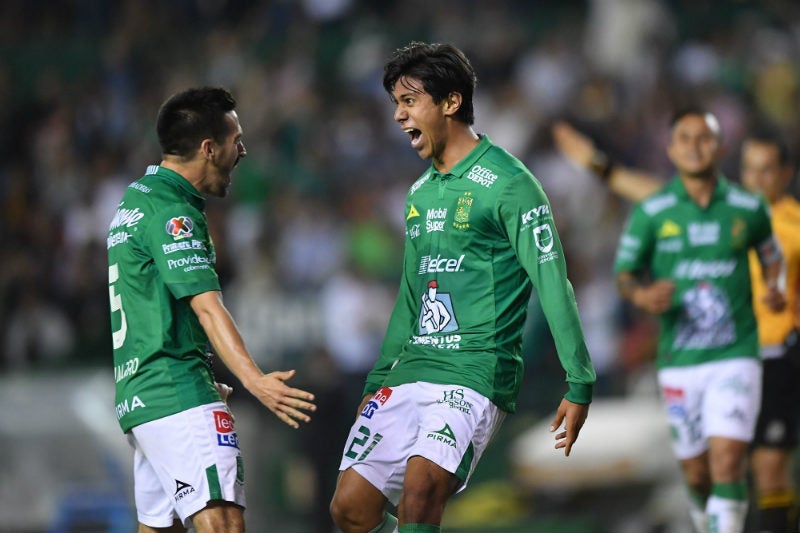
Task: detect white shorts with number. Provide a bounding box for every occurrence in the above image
[657,357,762,460]
[338,382,505,505]
[127,401,245,528]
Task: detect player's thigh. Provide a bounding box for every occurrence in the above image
[704,358,761,442]
[190,500,244,533]
[131,402,246,528]
[137,520,185,533]
[330,467,389,527]
[753,356,800,449]
[657,366,708,460]
[337,385,420,505]
[409,383,504,491]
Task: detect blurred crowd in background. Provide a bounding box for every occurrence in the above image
[1,0,799,531]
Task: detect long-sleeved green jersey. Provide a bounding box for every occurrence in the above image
[364,136,595,412]
[107,166,221,432]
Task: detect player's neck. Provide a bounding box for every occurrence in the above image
[432,126,479,174]
[680,172,717,209]
[160,155,205,193]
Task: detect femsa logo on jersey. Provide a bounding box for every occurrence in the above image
[166,216,194,240]
[360,386,393,420]
[214,410,239,448]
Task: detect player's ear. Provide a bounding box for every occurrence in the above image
[443,92,462,117]
[200,138,214,160]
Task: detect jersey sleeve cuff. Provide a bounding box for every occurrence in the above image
[564,382,593,404]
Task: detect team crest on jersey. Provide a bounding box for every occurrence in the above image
[166,216,194,239]
[418,280,459,334]
[453,192,473,230]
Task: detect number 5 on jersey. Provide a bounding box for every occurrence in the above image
[108,263,127,349]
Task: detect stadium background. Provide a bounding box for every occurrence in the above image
[1,0,799,531]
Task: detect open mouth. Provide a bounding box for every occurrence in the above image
[405,128,422,148]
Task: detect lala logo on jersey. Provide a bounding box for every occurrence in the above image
[214,410,239,448]
[166,216,194,240]
[361,386,393,419]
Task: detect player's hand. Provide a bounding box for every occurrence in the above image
[247,370,316,428]
[214,381,233,403]
[552,121,597,169]
[633,279,675,314]
[763,286,786,313]
[355,394,372,420]
[549,398,589,457]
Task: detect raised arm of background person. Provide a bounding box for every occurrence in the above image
[552,121,662,202]
[189,290,316,428]
[498,170,596,455]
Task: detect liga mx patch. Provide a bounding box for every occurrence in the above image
[166,216,194,240]
[214,410,239,448]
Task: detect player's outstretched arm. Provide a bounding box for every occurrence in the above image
[549,398,589,457]
[190,290,316,428]
[552,121,662,202]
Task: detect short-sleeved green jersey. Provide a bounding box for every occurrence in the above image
[364,136,595,412]
[614,176,774,368]
[107,166,221,432]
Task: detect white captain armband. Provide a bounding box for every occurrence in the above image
[756,235,782,266]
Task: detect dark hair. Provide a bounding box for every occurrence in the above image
[745,126,792,166]
[156,87,237,157]
[383,42,477,125]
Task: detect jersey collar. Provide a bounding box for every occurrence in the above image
[669,173,729,205]
[147,165,206,209]
[429,134,493,180]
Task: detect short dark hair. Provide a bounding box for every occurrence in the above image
[383,42,477,125]
[745,127,792,166]
[668,105,722,140]
[156,87,237,157]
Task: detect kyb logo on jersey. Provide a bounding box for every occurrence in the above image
[418,254,465,274]
[426,423,457,448]
[214,410,239,448]
[521,204,550,225]
[426,208,447,233]
[174,479,196,502]
[361,386,393,419]
[418,280,459,334]
[166,216,194,240]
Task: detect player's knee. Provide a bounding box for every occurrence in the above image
[329,492,372,533]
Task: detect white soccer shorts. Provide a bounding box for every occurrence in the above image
[127,401,245,528]
[657,357,762,460]
[338,381,505,505]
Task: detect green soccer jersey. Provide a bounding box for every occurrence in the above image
[364,136,596,412]
[614,176,774,368]
[107,166,221,432]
